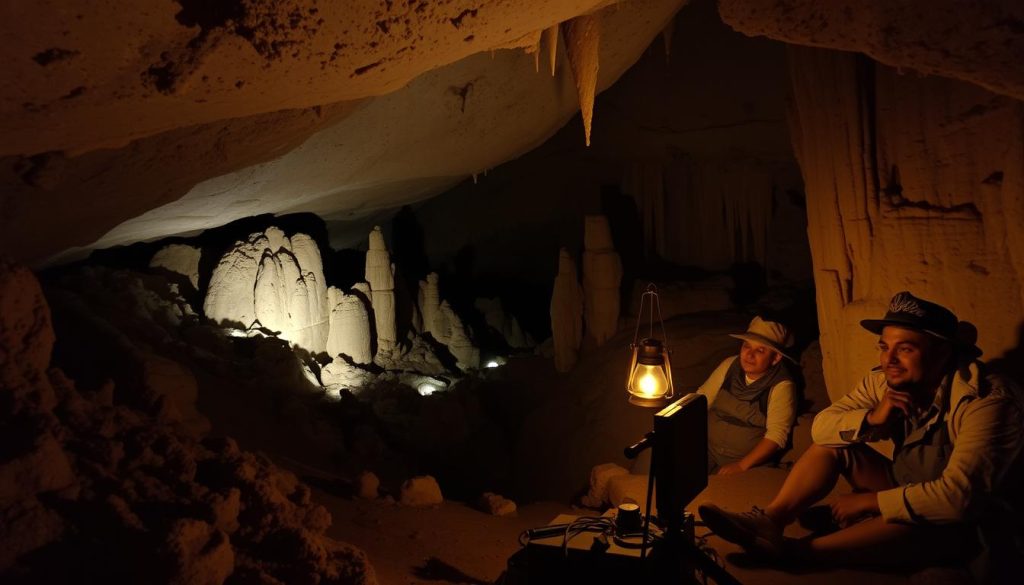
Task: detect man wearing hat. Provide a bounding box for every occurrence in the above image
[698,316,800,474]
[699,292,1024,575]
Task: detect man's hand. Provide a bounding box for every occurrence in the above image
[830,492,880,526]
[717,462,746,475]
[865,389,912,426]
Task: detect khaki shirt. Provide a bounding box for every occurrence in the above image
[698,356,798,449]
[811,362,1024,524]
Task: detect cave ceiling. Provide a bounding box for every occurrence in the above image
[1,0,1023,265]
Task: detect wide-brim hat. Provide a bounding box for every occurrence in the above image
[860,291,981,358]
[729,316,798,363]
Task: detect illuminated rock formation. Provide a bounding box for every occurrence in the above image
[551,248,585,372]
[149,244,201,290]
[564,14,601,146]
[365,227,397,355]
[399,476,444,507]
[582,216,623,346]
[325,287,372,365]
[204,228,328,353]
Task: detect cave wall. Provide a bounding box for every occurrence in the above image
[788,46,1024,399]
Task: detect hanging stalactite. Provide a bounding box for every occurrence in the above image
[563,14,601,147]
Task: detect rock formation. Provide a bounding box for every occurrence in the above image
[475,297,532,349]
[325,287,372,365]
[551,248,585,372]
[149,243,201,290]
[787,45,1024,399]
[563,14,601,146]
[204,228,329,353]
[417,273,443,339]
[0,258,376,583]
[582,216,623,346]
[399,476,444,507]
[365,227,397,356]
[438,302,481,371]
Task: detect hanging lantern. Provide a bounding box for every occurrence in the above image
[626,284,674,407]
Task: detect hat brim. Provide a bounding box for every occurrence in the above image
[729,333,798,363]
[860,319,983,358]
[859,318,953,341]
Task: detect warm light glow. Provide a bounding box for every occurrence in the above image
[630,363,669,398]
[417,383,439,396]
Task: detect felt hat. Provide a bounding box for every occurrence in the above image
[729,316,797,363]
[860,291,958,341]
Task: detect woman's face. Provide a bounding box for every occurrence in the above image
[739,340,781,379]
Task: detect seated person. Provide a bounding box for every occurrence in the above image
[699,292,1024,577]
[700,317,799,475]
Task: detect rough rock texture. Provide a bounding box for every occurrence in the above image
[204,227,329,353]
[787,46,1024,398]
[356,471,380,500]
[0,259,376,583]
[718,0,1024,103]
[582,215,623,346]
[551,249,585,373]
[325,287,372,365]
[399,475,444,507]
[320,360,374,399]
[478,492,517,517]
[149,244,201,290]
[580,462,630,508]
[437,302,481,372]
[365,227,397,356]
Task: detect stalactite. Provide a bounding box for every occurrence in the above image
[551,248,584,372]
[544,24,559,77]
[563,14,600,146]
[662,16,675,60]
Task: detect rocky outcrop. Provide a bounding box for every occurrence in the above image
[0,258,376,583]
[551,248,585,372]
[437,302,480,371]
[417,273,442,339]
[149,244,201,290]
[204,227,329,353]
[582,215,623,346]
[787,45,1024,399]
[366,227,397,356]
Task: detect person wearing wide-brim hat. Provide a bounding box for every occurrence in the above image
[699,291,1024,578]
[696,316,801,475]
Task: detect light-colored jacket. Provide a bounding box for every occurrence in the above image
[811,362,1024,524]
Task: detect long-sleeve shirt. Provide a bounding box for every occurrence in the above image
[811,362,1024,524]
[697,356,798,449]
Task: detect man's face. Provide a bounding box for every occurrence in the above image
[739,340,781,378]
[877,326,948,391]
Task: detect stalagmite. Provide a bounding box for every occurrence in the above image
[439,301,480,371]
[365,226,397,355]
[544,24,559,76]
[204,227,329,353]
[417,273,442,340]
[563,14,601,146]
[475,297,531,349]
[582,216,622,346]
[325,287,372,364]
[550,248,584,372]
[149,244,201,290]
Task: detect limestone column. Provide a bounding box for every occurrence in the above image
[582,215,622,346]
[365,226,397,354]
[325,286,372,364]
[417,272,442,339]
[551,248,584,372]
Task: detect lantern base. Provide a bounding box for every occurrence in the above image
[628,394,670,408]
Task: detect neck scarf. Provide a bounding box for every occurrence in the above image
[723,355,791,402]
